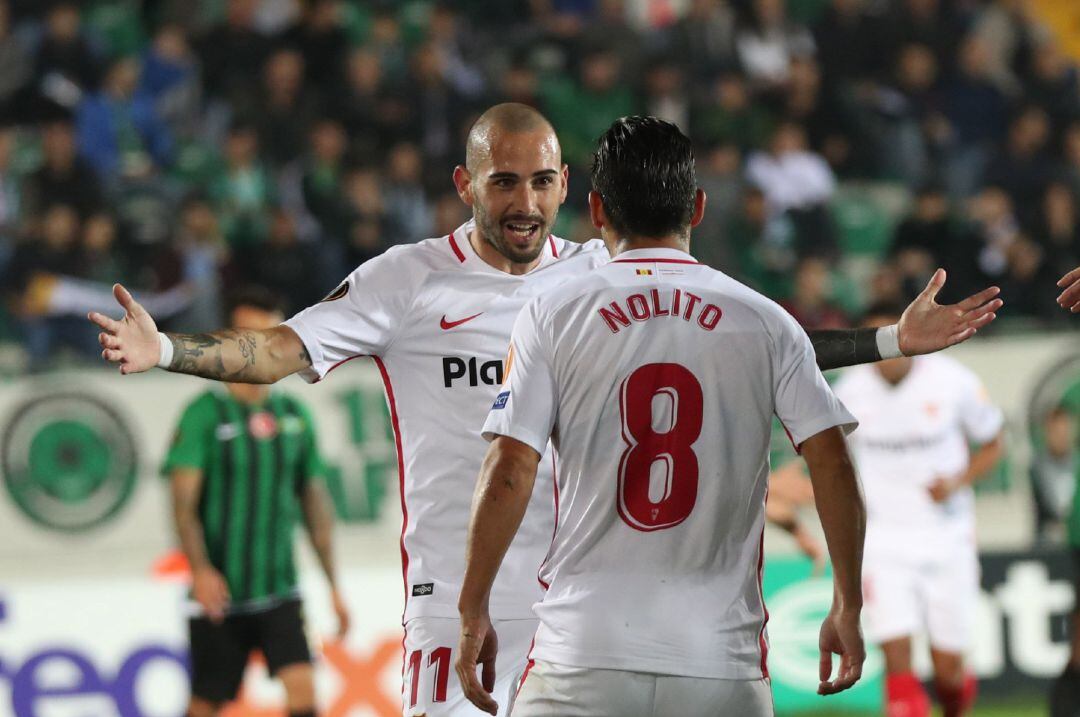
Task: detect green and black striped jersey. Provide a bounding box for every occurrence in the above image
[162,389,324,610]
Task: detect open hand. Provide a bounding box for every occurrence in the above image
[88,284,161,374]
[818,606,865,695]
[897,269,1001,356]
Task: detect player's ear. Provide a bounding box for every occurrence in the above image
[453,165,474,206]
[690,189,707,228]
[588,191,607,230]
[559,164,569,204]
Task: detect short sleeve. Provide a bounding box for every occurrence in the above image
[161,393,216,475]
[772,311,858,447]
[957,371,1004,444]
[283,246,422,382]
[481,299,557,456]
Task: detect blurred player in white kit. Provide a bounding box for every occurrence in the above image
[834,302,1004,717]
[456,116,868,716]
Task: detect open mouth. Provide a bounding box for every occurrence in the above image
[503,220,542,245]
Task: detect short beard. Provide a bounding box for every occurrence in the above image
[474,202,554,265]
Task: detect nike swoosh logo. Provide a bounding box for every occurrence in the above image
[440,312,484,330]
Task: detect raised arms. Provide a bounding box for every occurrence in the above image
[809,270,1002,372]
[89,284,310,383]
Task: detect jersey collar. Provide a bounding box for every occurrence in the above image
[448,220,560,274]
[611,248,699,264]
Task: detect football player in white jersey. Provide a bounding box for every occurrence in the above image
[90,103,1000,717]
[834,302,1004,717]
[456,116,867,717]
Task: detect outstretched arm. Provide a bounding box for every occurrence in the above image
[88,284,310,383]
[810,269,1001,371]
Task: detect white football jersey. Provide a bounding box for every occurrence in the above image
[285,221,608,622]
[482,248,857,680]
[834,355,1003,560]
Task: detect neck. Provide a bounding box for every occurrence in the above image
[227,383,269,405]
[611,234,690,257]
[468,227,542,276]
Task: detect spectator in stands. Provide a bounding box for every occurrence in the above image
[780,56,858,175]
[32,2,100,107]
[6,203,94,366]
[880,0,963,73]
[971,0,1042,99]
[1025,40,1080,131]
[745,120,837,256]
[248,207,321,314]
[280,0,349,98]
[694,142,744,271]
[1036,183,1080,284]
[691,72,774,150]
[210,121,274,248]
[734,0,815,91]
[641,57,688,130]
[139,24,201,138]
[967,185,1021,284]
[254,48,321,168]
[157,195,228,333]
[940,34,1008,198]
[541,44,635,172]
[813,0,883,84]
[1064,120,1080,203]
[1031,406,1077,544]
[983,105,1054,225]
[726,185,797,298]
[425,3,485,100]
[300,118,347,242]
[496,57,541,108]
[0,121,17,274]
[870,42,942,185]
[579,0,645,82]
[335,47,387,158]
[341,164,391,268]
[382,142,432,246]
[400,40,474,172]
[76,56,174,183]
[431,189,469,238]
[80,213,123,284]
[23,114,103,222]
[668,0,738,82]
[196,0,271,107]
[0,0,30,106]
[889,183,959,302]
[780,256,849,329]
[996,235,1060,321]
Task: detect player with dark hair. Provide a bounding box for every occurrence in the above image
[457,116,865,716]
[835,300,1004,717]
[92,103,999,717]
[163,287,349,717]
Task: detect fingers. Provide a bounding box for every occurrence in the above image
[455,658,498,715]
[1057,281,1080,309]
[88,311,121,333]
[1058,266,1080,288]
[819,649,833,684]
[958,296,1002,323]
[917,268,947,302]
[481,654,496,693]
[955,285,1000,312]
[963,307,999,330]
[102,349,124,363]
[113,283,143,316]
[100,332,121,350]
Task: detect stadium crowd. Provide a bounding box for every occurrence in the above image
[0,0,1078,368]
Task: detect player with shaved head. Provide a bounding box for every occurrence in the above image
[91,103,1000,716]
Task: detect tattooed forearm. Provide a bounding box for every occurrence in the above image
[809,328,881,371]
[164,325,310,383]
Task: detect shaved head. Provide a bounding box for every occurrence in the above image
[465,103,559,173]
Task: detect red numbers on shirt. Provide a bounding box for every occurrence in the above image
[617,363,703,531]
[406,646,451,706]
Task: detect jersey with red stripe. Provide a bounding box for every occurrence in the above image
[834,356,1003,560]
[284,221,608,622]
[482,247,856,679]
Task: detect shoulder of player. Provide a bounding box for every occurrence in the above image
[552,236,608,266]
[175,389,224,425]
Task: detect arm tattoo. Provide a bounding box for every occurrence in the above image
[167,329,268,382]
[808,328,881,371]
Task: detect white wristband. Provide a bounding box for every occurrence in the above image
[156,332,174,369]
[876,324,902,360]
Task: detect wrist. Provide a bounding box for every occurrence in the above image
[156,332,173,368]
[876,324,902,359]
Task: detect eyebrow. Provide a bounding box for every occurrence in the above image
[488,169,559,181]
